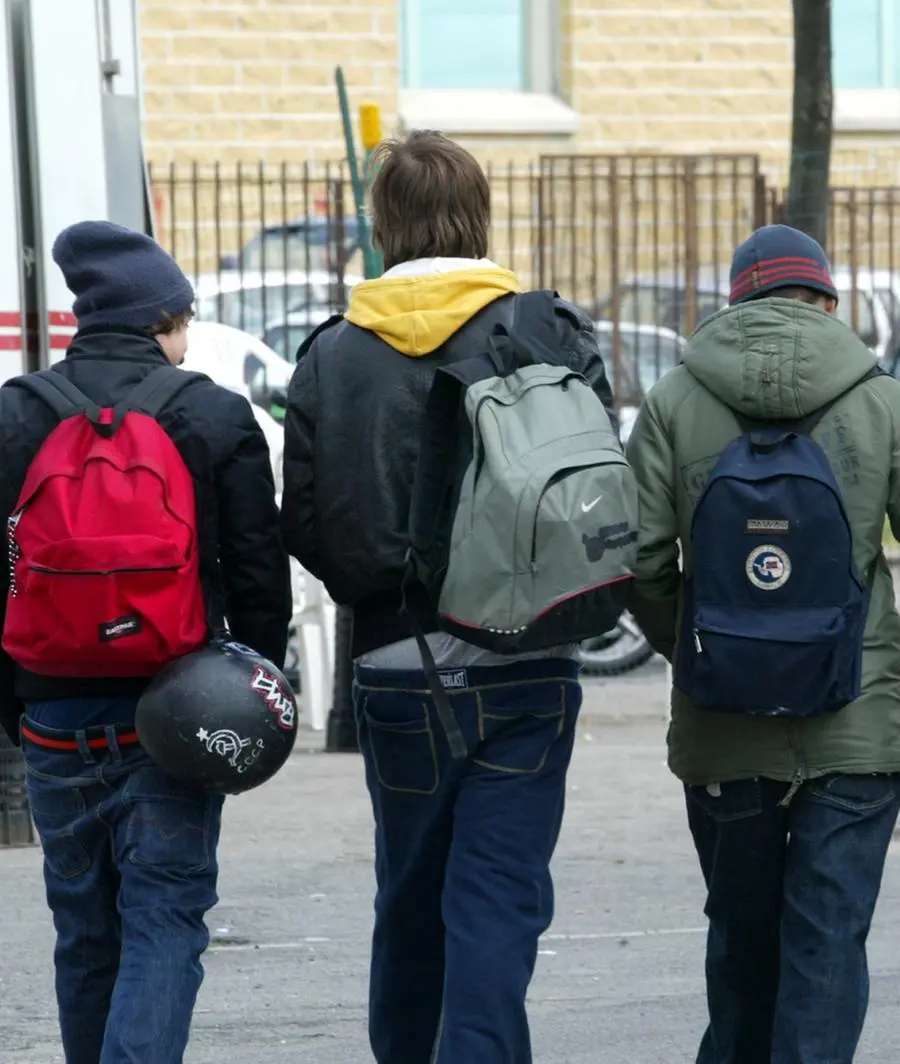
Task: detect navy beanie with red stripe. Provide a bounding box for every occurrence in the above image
[728,224,837,306]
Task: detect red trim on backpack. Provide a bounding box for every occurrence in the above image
[440,573,636,633]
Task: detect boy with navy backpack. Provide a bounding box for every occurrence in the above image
[626,223,900,1064]
[0,221,291,1064]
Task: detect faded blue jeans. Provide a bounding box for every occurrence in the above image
[21,699,223,1064]
[686,773,900,1064]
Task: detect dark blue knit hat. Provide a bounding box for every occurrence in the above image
[52,221,194,330]
[729,224,837,306]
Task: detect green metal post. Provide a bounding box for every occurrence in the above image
[336,67,381,281]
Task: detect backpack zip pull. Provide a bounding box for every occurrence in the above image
[693,630,702,654]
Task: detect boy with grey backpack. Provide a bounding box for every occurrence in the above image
[281,131,630,1064]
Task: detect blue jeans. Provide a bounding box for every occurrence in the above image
[686,774,900,1064]
[21,699,224,1064]
[353,658,582,1064]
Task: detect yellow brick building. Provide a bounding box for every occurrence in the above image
[138,0,900,294]
[138,0,900,180]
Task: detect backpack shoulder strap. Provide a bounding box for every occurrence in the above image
[508,289,561,359]
[121,366,209,420]
[409,289,570,558]
[7,370,102,423]
[438,289,563,388]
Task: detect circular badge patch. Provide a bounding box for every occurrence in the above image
[746,544,791,591]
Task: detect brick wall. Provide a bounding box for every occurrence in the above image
[139,0,399,165]
[139,0,900,181]
[569,1,793,159]
[139,0,900,279]
[140,0,799,169]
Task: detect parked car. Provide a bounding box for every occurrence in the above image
[597,266,894,360]
[262,308,335,362]
[194,269,361,338]
[182,320,294,435]
[219,216,362,276]
[593,320,686,443]
[834,267,900,339]
[180,321,309,691]
[595,271,727,337]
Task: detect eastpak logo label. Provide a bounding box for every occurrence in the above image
[439,670,468,690]
[99,615,142,642]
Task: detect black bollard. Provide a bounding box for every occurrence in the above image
[325,605,359,752]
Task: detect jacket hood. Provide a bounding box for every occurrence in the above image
[344,259,521,356]
[682,298,878,419]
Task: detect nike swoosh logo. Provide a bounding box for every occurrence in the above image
[581,495,603,513]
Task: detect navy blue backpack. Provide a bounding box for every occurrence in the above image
[674,367,880,717]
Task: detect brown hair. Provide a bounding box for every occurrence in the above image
[148,308,194,336]
[369,130,490,271]
[766,285,830,307]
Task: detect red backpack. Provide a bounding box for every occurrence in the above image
[2,367,209,678]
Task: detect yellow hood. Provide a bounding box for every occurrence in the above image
[344,267,522,356]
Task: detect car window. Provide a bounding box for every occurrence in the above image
[264,323,315,362]
[243,353,265,387]
[595,326,683,405]
[616,284,722,335]
[617,286,678,328]
[242,230,358,274]
[876,286,900,330]
[197,283,333,335]
[634,336,682,394]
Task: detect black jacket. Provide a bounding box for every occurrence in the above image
[0,327,292,742]
[281,292,616,658]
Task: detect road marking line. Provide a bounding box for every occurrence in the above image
[208,926,707,954]
[543,927,707,941]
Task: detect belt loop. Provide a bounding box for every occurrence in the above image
[106,726,122,763]
[75,731,96,764]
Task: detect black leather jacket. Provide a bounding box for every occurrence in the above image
[281,293,616,658]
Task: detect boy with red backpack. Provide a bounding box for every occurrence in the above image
[0,221,291,1064]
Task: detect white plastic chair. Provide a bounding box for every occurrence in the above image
[289,559,335,732]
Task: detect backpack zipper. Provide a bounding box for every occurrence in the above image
[7,513,21,597]
[693,630,702,654]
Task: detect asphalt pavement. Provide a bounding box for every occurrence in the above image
[3,657,900,1063]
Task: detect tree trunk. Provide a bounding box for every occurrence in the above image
[786,0,833,250]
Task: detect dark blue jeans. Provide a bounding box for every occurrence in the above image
[353,658,582,1064]
[686,774,900,1064]
[21,700,224,1064]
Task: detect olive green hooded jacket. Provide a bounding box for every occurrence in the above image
[626,297,900,786]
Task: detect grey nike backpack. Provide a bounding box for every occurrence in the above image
[404,291,638,751]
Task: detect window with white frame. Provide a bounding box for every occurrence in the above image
[398,0,576,135]
[832,0,900,130]
[833,0,900,89]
